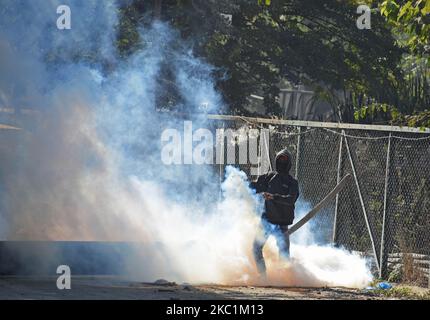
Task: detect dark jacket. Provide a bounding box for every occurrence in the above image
[250,172,299,225]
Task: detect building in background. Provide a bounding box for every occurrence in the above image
[248,84,341,122]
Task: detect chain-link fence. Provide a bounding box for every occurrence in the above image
[208,115,430,285]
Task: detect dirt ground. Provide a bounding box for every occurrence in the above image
[0,276,409,300]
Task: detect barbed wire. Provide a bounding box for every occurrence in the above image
[235,118,430,141]
[234,116,317,138]
[271,128,317,137]
[229,115,430,141]
[321,128,430,141]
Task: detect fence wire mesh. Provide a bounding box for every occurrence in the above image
[210,118,430,284]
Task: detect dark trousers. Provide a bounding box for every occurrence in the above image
[253,219,290,275]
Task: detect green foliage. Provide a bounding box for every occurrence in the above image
[354,103,393,123]
[394,109,430,127]
[372,286,412,298]
[380,0,430,58]
[116,0,429,126]
[188,0,404,116]
[117,4,142,57]
[258,0,271,5]
[354,103,430,127]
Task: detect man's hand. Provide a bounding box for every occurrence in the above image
[263,192,274,200]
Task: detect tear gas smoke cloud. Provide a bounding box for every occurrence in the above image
[0,0,372,288]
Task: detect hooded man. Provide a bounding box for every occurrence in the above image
[250,148,300,276]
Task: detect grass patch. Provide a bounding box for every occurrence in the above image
[372,286,430,299]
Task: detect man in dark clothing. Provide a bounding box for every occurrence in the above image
[250,148,300,276]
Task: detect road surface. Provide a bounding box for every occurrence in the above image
[0,276,400,300]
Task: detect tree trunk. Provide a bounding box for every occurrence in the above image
[153,0,162,20]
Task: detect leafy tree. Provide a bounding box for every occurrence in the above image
[380,0,430,57]
[353,1,429,126]
[118,1,427,124]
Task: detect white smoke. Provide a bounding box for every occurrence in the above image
[0,1,372,288]
[128,165,373,288]
[264,202,373,288]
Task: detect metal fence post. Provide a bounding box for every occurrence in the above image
[218,123,225,201]
[332,134,344,245]
[379,133,392,279]
[295,126,302,180]
[343,130,381,274]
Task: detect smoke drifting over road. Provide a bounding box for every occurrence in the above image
[0,0,372,288]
